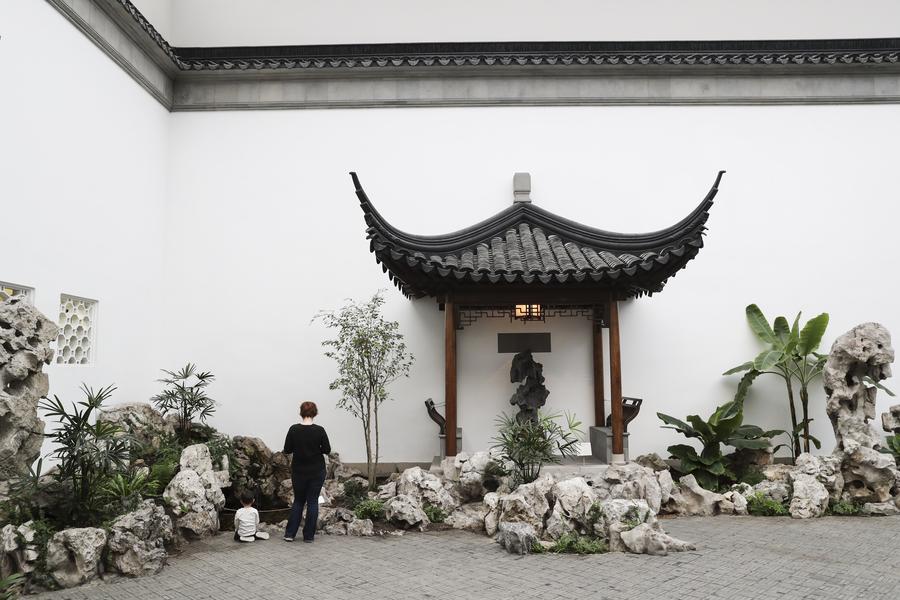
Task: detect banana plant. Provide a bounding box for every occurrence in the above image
[657,399,776,491]
[723,304,829,455]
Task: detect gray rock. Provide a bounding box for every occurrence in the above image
[483,492,501,536]
[1,521,39,577]
[882,404,900,434]
[723,491,748,515]
[45,528,107,588]
[825,323,899,506]
[496,522,537,555]
[619,522,695,556]
[179,443,214,475]
[860,501,900,516]
[634,453,669,472]
[792,453,844,502]
[668,474,726,516]
[788,473,829,519]
[347,518,375,536]
[231,436,292,507]
[397,467,458,513]
[97,403,173,453]
[592,499,654,552]
[593,463,662,514]
[163,467,225,538]
[446,502,488,533]
[498,474,554,533]
[384,494,429,530]
[107,500,173,576]
[760,463,793,483]
[657,469,675,507]
[0,296,57,482]
[374,481,397,501]
[752,479,790,505]
[547,477,597,534]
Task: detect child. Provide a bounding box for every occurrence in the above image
[234,490,270,542]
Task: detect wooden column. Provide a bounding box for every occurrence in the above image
[592,320,605,427]
[608,298,625,462]
[444,299,458,456]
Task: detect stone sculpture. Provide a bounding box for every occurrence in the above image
[508,350,549,422]
[822,323,899,509]
[0,295,58,482]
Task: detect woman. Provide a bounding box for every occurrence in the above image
[282,401,331,542]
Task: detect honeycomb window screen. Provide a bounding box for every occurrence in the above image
[0,281,34,304]
[56,295,97,365]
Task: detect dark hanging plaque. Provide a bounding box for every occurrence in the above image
[497,333,551,354]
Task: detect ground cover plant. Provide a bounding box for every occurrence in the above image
[746,492,789,516]
[533,534,609,554]
[353,499,385,521]
[316,292,414,490]
[724,304,829,456]
[492,411,581,485]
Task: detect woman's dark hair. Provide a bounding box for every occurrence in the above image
[300,401,318,419]
[239,489,255,505]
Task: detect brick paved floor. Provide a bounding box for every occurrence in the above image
[33,516,900,600]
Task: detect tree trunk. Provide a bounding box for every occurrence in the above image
[373,403,381,491]
[799,385,811,454]
[783,376,800,458]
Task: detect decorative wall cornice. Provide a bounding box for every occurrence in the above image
[45,0,900,111]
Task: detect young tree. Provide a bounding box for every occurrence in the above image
[316,292,414,489]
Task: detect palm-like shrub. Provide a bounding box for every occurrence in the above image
[39,385,132,525]
[151,363,216,443]
[492,411,581,486]
[658,399,776,491]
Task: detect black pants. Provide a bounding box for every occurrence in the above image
[284,469,326,541]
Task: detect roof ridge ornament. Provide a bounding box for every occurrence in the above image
[513,172,531,204]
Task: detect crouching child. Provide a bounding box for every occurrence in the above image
[234,490,271,542]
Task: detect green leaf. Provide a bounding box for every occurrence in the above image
[753,349,784,372]
[746,304,777,344]
[657,413,699,438]
[733,369,761,405]
[797,313,829,356]
[728,437,771,450]
[686,414,715,442]
[863,376,895,397]
[723,362,753,376]
[773,316,790,344]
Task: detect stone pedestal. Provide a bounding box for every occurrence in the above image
[438,428,463,458]
[589,426,629,464]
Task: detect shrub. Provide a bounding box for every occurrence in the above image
[354,499,385,521]
[828,499,861,516]
[100,471,159,514]
[0,573,24,600]
[746,492,789,516]
[148,459,179,491]
[423,504,446,524]
[492,411,582,486]
[547,534,608,554]
[39,385,131,526]
[151,364,216,443]
[342,479,368,509]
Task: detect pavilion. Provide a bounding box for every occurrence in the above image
[352,170,725,461]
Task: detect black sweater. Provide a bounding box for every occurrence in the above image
[283,423,331,478]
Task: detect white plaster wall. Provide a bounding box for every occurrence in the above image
[161,0,900,47]
[0,0,169,456]
[166,104,900,463]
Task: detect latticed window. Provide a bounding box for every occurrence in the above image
[0,281,34,304]
[56,294,97,365]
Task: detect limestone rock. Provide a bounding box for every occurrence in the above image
[1,521,39,578]
[593,463,662,514]
[45,528,107,588]
[107,500,173,577]
[882,404,900,433]
[788,473,829,519]
[347,518,375,536]
[593,499,654,552]
[454,451,494,501]
[326,452,361,481]
[824,323,899,506]
[483,492,501,536]
[634,453,669,472]
[446,502,489,533]
[384,494,429,530]
[397,467,458,513]
[163,467,224,538]
[496,522,537,555]
[668,475,726,516]
[231,436,292,507]
[547,477,597,534]
[97,403,173,453]
[657,469,675,507]
[180,443,214,474]
[498,474,554,533]
[723,491,748,515]
[760,463,793,484]
[619,523,696,556]
[544,503,576,540]
[318,507,354,531]
[860,501,900,516]
[0,296,57,482]
[792,453,844,501]
[374,481,397,501]
[752,479,790,505]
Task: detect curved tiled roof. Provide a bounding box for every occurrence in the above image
[352,171,724,299]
